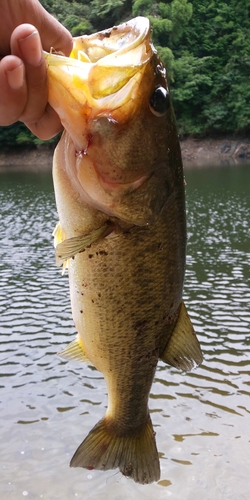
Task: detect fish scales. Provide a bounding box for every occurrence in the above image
[46,16,203,484]
[54,132,185,430]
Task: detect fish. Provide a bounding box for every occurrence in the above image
[45,16,203,484]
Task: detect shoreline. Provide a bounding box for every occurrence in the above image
[180,136,250,168]
[0,137,250,171]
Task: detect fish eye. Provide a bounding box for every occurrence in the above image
[149,86,170,116]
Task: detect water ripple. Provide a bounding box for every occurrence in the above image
[0,167,249,499]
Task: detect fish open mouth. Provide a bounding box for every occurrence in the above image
[46,16,152,97]
[44,17,154,149]
[69,17,152,99]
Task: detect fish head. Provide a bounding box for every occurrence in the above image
[45,17,182,225]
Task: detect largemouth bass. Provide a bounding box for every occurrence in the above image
[45,17,203,484]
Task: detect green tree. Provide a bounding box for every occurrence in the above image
[132,0,192,77]
[1,0,250,147]
[40,0,93,35]
[171,53,213,134]
[174,0,250,134]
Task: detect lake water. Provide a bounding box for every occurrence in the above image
[0,164,249,499]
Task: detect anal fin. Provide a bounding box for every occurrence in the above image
[160,301,203,371]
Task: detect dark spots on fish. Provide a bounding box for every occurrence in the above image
[123,463,133,477]
[71,255,75,260]
[133,319,148,337]
[86,133,93,147]
[88,254,94,259]
[162,313,172,324]
[80,310,83,314]
[98,29,112,40]
[144,348,158,361]
[91,299,95,303]
[99,250,108,256]
[157,242,163,250]
[137,348,159,369]
[98,293,101,298]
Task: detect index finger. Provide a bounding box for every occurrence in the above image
[0,0,73,56]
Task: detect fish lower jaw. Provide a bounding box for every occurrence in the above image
[75,150,149,200]
[97,170,150,194]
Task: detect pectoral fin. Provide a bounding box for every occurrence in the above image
[55,222,110,267]
[58,335,91,364]
[160,301,203,371]
[53,222,69,274]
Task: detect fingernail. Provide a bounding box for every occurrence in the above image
[6,63,24,90]
[19,30,43,66]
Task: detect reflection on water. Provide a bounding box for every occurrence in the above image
[0,166,249,499]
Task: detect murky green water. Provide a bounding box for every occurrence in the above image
[0,165,249,499]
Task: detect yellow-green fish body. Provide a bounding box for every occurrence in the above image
[46,17,203,484]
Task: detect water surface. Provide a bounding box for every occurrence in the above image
[0,166,249,499]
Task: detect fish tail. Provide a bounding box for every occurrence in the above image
[70,415,160,484]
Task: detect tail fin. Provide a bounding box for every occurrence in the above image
[70,415,160,484]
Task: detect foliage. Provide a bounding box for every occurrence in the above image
[0,122,59,149]
[173,0,250,134]
[133,0,193,45]
[171,53,213,134]
[1,0,250,148]
[0,123,34,149]
[90,0,132,30]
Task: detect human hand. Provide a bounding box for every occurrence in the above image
[0,0,73,139]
